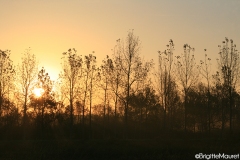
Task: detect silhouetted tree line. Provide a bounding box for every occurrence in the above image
[0,32,240,140]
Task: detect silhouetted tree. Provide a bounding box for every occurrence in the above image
[0,50,15,123]
[111,45,124,137]
[156,39,175,129]
[187,83,209,132]
[29,67,56,135]
[99,55,114,137]
[175,44,200,131]
[129,85,160,138]
[113,30,153,138]
[1,97,20,127]
[216,38,240,133]
[17,48,38,131]
[87,53,99,138]
[80,53,98,138]
[200,49,212,133]
[60,48,83,135]
[212,71,226,131]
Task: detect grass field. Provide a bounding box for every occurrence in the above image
[0,133,239,160]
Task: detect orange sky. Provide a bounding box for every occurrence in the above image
[1,0,240,81]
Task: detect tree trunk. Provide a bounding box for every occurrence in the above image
[207,89,211,133]
[184,92,187,132]
[89,73,93,138]
[229,87,232,133]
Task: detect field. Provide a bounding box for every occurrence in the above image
[0,133,239,160]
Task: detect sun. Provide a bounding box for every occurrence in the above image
[33,88,44,97]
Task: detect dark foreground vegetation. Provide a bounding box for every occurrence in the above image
[0,121,239,160]
[1,31,240,159]
[0,130,239,160]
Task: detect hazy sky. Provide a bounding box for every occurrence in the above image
[1,0,240,80]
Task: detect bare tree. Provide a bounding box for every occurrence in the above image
[17,48,38,128]
[200,49,212,133]
[217,38,240,133]
[99,55,114,137]
[80,53,98,138]
[110,46,123,137]
[114,30,153,138]
[60,48,83,133]
[175,44,200,131]
[87,53,99,138]
[0,50,15,118]
[30,67,56,134]
[156,39,175,129]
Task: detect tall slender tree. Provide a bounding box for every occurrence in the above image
[30,67,56,134]
[114,30,153,138]
[0,50,15,118]
[60,48,83,134]
[110,45,123,137]
[17,48,38,129]
[87,53,99,138]
[200,49,212,133]
[176,44,200,131]
[80,53,98,138]
[216,38,240,133]
[100,55,114,137]
[156,39,175,129]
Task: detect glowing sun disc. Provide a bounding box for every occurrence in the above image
[33,88,44,97]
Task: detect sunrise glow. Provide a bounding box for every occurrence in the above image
[1,1,240,158]
[33,87,44,97]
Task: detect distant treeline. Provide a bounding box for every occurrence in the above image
[0,31,240,139]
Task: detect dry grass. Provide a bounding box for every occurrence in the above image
[0,134,239,160]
